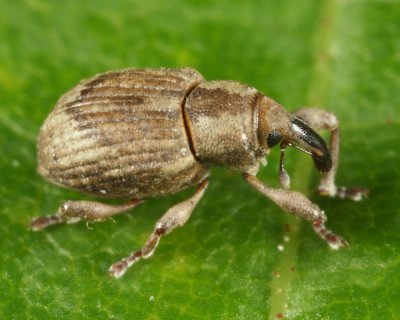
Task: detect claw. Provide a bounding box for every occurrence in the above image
[318,186,369,202]
[313,220,349,250]
[109,260,129,279]
[30,215,63,231]
[336,187,369,201]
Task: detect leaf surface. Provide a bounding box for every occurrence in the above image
[1,0,399,319]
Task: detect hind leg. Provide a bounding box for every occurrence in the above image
[30,199,143,230]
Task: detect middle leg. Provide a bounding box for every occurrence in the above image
[109,178,209,278]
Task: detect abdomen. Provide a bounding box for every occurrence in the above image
[38,68,209,199]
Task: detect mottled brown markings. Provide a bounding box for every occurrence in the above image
[46,128,180,157]
[126,69,190,80]
[49,113,178,132]
[59,159,202,197]
[200,135,253,167]
[48,142,188,173]
[83,167,182,187]
[85,70,188,88]
[184,81,263,172]
[62,98,179,113]
[78,86,185,100]
[61,96,145,110]
[51,148,187,175]
[48,114,177,137]
[82,82,184,98]
[56,172,154,192]
[49,138,183,162]
[76,119,179,131]
[66,97,144,109]
[44,142,193,195]
[80,128,179,146]
[65,107,178,119]
[60,88,184,111]
[188,87,249,119]
[46,111,180,143]
[78,70,189,96]
[89,161,202,190]
[74,115,179,132]
[85,78,187,89]
[59,155,196,181]
[78,127,180,143]
[70,110,180,126]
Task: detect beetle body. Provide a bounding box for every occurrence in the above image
[33,67,366,278]
[38,67,280,198]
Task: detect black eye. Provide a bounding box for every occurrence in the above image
[267,131,282,147]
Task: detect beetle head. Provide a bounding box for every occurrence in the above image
[258,97,332,172]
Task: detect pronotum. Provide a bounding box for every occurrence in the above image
[31,67,367,278]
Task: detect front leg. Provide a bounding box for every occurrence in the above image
[244,174,347,249]
[294,107,368,201]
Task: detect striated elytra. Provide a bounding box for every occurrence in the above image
[32,67,367,278]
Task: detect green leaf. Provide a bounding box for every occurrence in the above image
[1,0,399,319]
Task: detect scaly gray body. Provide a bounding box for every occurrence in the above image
[38,67,271,199]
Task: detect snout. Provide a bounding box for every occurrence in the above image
[290,118,332,172]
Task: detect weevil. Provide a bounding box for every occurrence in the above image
[31,67,367,278]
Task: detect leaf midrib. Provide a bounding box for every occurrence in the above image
[267,0,338,318]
